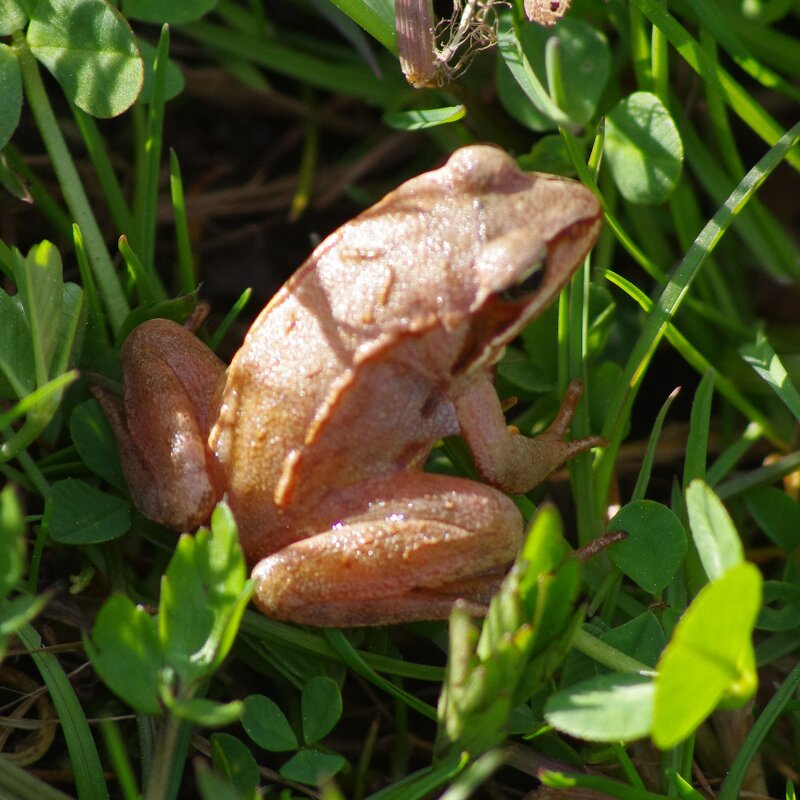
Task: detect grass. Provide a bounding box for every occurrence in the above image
[1,0,800,797]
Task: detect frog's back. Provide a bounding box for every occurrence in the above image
[210,166,488,516]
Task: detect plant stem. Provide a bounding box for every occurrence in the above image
[13,35,129,333]
[145,714,182,800]
[572,627,655,675]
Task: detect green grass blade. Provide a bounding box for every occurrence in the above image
[17,624,108,800]
[540,768,668,799]
[631,387,680,501]
[595,120,800,516]
[181,21,403,105]
[169,149,195,294]
[135,24,169,298]
[683,371,715,485]
[324,629,438,720]
[0,757,75,800]
[209,288,251,352]
[14,37,129,331]
[687,0,800,103]
[71,104,135,237]
[633,0,800,172]
[3,145,73,240]
[326,0,395,51]
[601,269,784,447]
[677,107,800,279]
[100,719,140,800]
[239,611,444,681]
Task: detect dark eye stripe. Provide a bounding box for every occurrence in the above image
[501,263,545,301]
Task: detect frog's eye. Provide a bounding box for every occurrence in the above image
[501,262,545,301]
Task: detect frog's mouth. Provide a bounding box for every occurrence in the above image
[543,214,603,296]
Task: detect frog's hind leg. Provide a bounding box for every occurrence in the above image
[94,318,226,531]
[251,472,523,626]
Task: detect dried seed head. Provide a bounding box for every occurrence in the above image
[524,0,572,27]
[397,0,438,88]
[396,0,502,88]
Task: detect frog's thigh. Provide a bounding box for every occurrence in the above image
[96,320,224,530]
[252,473,523,626]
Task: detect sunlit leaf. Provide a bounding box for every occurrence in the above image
[604,91,683,203]
[383,105,466,130]
[545,673,654,742]
[28,0,143,117]
[652,563,762,749]
[685,479,742,581]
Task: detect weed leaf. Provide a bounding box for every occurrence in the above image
[604,91,683,203]
[301,676,342,745]
[608,500,687,594]
[545,672,654,742]
[0,44,22,148]
[28,0,143,117]
[685,479,743,581]
[45,478,131,544]
[242,694,298,752]
[652,562,761,749]
[86,594,162,715]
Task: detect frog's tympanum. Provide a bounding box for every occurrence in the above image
[97,145,603,626]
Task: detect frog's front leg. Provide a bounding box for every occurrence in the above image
[455,376,604,495]
[94,319,226,531]
[252,472,523,626]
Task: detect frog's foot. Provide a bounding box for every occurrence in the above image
[250,473,523,626]
[457,377,605,496]
[526,378,606,475]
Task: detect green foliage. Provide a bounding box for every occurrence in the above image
[685,479,743,581]
[241,694,298,752]
[69,398,126,489]
[604,92,684,204]
[743,486,800,552]
[44,477,131,544]
[88,594,163,715]
[210,733,260,797]
[88,502,252,718]
[545,672,654,742]
[2,0,800,795]
[122,0,219,25]
[27,0,143,117]
[0,44,21,149]
[241,677,347,787]
[653,563,762,748]
[0,488,46,661]
[608,500,687,594]
[497,14,610,131]
[437,505,582,757]
[0,242,83,462]
[383,104,467,130]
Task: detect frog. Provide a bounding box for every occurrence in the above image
[95,144,603,626]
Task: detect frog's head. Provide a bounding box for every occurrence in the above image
[438,145,602,372]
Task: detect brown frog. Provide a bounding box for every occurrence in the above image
[97,145,603,626]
